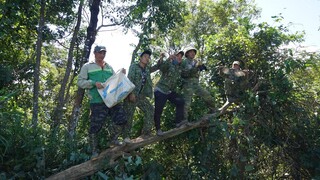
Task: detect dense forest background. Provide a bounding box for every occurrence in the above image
[1,0,320,179]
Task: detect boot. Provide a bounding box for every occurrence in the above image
[89,133,98,158]
[123,137,131,144]
[110,125,124,146]
[141,129,152,138]
[156,129,164,136]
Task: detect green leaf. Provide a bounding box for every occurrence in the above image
[245,165,254,172]
[97,171,109,180]
[135,156,142,166]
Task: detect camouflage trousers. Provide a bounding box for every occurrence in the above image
[123,95,154,137]
[89,103,127,139]
[182,81,215,120]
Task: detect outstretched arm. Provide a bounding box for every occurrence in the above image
[150,52,166,73]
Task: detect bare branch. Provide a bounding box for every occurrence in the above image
[96,21,124,32]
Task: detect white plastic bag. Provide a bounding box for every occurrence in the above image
[98,70,135,108]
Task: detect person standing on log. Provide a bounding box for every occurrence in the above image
[218,60,249,113]
[154,50,187,136]
[124,50,154,140]
[77,45,127,157]
[180,47,217,121]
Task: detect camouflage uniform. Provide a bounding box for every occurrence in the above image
[124,63,154,137]
[154,59,185,132]
[218,65,248,113]
[77,53,127,154]
[89,103,126,138]
[180,56,216,120]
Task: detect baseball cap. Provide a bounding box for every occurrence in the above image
[140,49,152,57]
[94,45,107,52]
[176,50,184,56]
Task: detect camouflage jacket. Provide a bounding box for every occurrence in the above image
[180,57,200,83]
[128,63,153,98]
[155,59,182,94]
[219,67,247,96]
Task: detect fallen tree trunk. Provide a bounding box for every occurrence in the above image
[46,113,220,180]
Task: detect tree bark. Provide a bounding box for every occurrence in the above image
[32,0,45,128]
[51,0,84,129]
[68,0,101,138]
[46,113,220,180]
[131,35,142,65]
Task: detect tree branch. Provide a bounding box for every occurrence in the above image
[96,20,125,32]
[46,113,221,180]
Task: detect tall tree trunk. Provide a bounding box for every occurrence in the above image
[51,0,84,129]
[68,0,101,138]
[32,0,45,128]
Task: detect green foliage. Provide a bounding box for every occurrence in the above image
[0,0,87,178]
[139,0,320,179]
[0,104,44,178]
[122,0,186,33]
[0,66,14,88]
[1,0,320,179]
[97,155,143,179]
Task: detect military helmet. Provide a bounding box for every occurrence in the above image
[232,61,240,65]
[184,47,197,55]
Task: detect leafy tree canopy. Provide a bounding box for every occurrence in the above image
[0,0,319,179]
